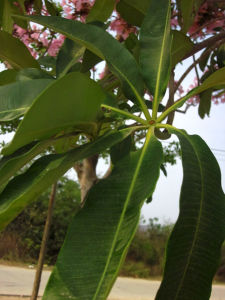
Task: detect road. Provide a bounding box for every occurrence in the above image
[0,264,225,300]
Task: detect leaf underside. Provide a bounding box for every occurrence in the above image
[43,131,163,300]
[156,129,225,300]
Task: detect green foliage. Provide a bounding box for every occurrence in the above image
[140,0,171,115]
[0,128,134,231]
[198,89,212,119]
[156,129,225,300]
[17,15,148,115]
[0,0,224,299]
[0,79,53,121]
[171,30,193,68]
[2,72,105,155]
[43,130,163,299]
[116,0,150,27]
[86,0,115,23]
[0,69,17,86]
[0,0,13,33]
[56,38,84,78]
[0,30,39,69]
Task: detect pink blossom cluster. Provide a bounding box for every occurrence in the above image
[14,24,65,57]
[13,0,95,57]
[212,92,225,105]
[110,15,137,40]
[61,0,94,21]
[175,77,200,106]
[188,1,225,38]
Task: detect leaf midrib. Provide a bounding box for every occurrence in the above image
[152,4,170,118]
[93,128,153,300]
[173,130,204,299]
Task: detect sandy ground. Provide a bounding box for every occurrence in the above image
[0,264,225,300]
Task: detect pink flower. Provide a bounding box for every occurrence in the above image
[48,35,65,56]
[110,17,137,40]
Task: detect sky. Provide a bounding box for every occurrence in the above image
[142,103,225,224]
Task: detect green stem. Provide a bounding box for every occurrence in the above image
[156,88,198,123]
[101,104,148,125]
[155,123,176,131]
[133,90,152,121]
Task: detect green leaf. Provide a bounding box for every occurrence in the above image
[171,30,193,68]
[16,68,53,81]
[199,48,211,72]
[156,128,225,300]
[0,140,51,192]
[0,128,134,231]
[140,0,171,117]
[116,0,150,27]
[33,0,43,14]
[198,89,212,119]
[217,43,225,68]
[81,49,102,73]
[0,30,40,69]
[86,0,115,23]
[42,129,163,300]
[0,69,18,86]
[2,72,107,155]
[14,15,149,118]
[44,0,59,16]
[56,38,85,78]
[0,0,13,33]
[0,79,53,122]
[38,55,57,70]
[178,0,204,33]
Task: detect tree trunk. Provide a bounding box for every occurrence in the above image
[74,155,98,204]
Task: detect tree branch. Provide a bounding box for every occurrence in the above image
[183,30,225,60]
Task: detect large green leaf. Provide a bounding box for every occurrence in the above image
[0,30,40,69]
[0,79,53,121]
[156,128,225,300]
[2,72,106,155]
[42,129,163,300]
[198,89,212,119]
[14,15,149,118]
[139,0,171,117]
[171,30,193,68]
[86,0,115,23]
[0,128,133,231]
[56,38,85,78]
[116,0,150,27]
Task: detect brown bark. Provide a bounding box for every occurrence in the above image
[74,155,98,204]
